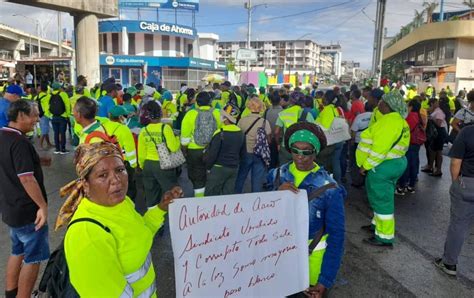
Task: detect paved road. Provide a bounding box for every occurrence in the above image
[1,140,473,297]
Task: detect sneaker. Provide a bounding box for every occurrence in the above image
[53,150,61,155]
[406,186,416,194]
[434,258,457,276]
[60,150,70,155]
[395,187,406,196]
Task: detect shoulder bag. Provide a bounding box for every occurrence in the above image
[146,125,186,170]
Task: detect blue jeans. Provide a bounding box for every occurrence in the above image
[235,153,267,193]
[399,144,421,188]
[51,116,67,151]
[10,223,50,264]
[332,142,344,183]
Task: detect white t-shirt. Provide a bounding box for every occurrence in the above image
[454,108,474,125]
[351,112,372,143]
[26,73,33,84]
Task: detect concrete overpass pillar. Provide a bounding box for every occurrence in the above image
[74,13,100,87]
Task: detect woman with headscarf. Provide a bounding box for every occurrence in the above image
[235,97,272,193]
[266,122,346,298]
[138,101,181,207]
[357,90,410,247]
[57,142,183,297]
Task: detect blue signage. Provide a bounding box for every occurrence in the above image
[99,20,196,39]
[100,55,226,71]
[119,0,199,11]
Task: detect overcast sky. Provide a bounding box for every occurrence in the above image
[0,0,470,68]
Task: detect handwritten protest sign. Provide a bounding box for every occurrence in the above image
[169,190,309,298]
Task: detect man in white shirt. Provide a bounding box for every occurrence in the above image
[350,109,373,187]
[25,71,34,89]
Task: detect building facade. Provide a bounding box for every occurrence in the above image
[383,19,474,92]
[320,43,342,79]
[99,19,225,91]
[217,40,321,74]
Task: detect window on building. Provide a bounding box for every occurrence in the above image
[111,33,119,54]
[416,46,425,63]
[162,36,170,51]
[99,34,104,52]
[426,43,436,63]
[176,37,181,53]
[445,39,455,59]
[128,33,135,55]
[145,34,153,55]
[187,44,193,56]
[102,34,108,53]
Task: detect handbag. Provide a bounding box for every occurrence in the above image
[320,109,351,146]
[145,125,186,170]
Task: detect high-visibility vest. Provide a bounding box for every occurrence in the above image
[278,105,303,129]
[356,112,410,170]
[103,121,138,168]
[308,234,328,285]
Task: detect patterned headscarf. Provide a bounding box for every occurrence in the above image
[382,90,408,118]
[55,142,123,230]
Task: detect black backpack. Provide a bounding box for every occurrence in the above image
[38,218,111,297]
[49,93,66,117]
[36,94,47,118]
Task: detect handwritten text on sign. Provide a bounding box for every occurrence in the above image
[169,191,309,298]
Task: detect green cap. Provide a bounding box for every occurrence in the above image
[51,82,62,90]
[109,106,128,117]
[126,86,138,97]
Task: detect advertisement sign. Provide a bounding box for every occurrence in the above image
[99,20,196,39]
[119,0,199,11]
[236,48,258,62]
[169,191,310,298]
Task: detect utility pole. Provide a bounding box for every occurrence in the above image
[245,0,252,73]
[440,0,445,22]
[371,0,387,86]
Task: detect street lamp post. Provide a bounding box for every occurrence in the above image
[244,1,267,73]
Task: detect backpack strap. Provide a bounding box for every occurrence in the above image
[84,131,110,144]
[244,117,262,135]
[390,128,404,150]
[68,218,111,233]
[298,109,308,122]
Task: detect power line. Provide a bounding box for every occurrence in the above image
[319,0,373,36]
[196,0,354,27]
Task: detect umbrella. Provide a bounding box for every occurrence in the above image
[201,74,225,83]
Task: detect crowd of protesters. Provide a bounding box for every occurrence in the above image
[0,75,473,297]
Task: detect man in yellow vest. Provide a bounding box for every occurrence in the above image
[425,84,434,99]
[76,75,91,98]
[367,89,385,128]
[73,97,108,144]
[357,90,410,247]
[180,92,221,197]
[105,105,138,201]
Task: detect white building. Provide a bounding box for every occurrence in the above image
[217,40,321,74]
[320,43,342,79]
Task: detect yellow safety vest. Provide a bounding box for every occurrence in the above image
[103,121,138,168]
[138,123,180,169]
[180,106,222,150]
[356,112,410,170]
[65,197,165,297]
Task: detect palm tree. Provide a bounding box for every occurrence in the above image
[423,1,439,23]
[413,9,425,27]
[463,0,474,19]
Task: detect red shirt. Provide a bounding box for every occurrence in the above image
[349,99,365,123]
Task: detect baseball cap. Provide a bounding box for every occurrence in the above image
[6,85,25,96]
[51,82,62,90]
[109,106,129,117]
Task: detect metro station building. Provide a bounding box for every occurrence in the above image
[99,5,225,91]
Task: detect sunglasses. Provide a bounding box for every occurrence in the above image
[290,147,315,156]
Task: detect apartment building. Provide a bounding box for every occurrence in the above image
[321,43,342,79]
[217,39,321,74]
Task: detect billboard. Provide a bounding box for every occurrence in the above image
[120,0,199,11]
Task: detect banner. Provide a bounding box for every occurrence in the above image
[169,191,309,298]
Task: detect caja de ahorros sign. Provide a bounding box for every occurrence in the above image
[139,21,194,37]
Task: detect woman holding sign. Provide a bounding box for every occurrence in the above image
[266,122,347,297]
[54,142,183,297]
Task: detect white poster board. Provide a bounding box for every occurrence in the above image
[169,191,309,298]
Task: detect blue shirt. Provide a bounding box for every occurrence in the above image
[0,98,11,128]
[267,162,347,288]
[97,95,115,118]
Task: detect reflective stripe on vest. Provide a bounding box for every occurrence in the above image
[125,253,152,284]
[137,282,157,298]
[119,284,134,298]
[309,234,329,253]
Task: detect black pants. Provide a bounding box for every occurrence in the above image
[205,166,238,196]
[51,116,67,151]
[142,160,178,207]
[125,161,137,202]
[186,149,207,189]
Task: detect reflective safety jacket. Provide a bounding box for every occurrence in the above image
[266,162,346,288]
[180,105,221,150]
[138,123,180,169]
[356,112,410,171]
[368,107,384,128]
[315,104,339,129]
[103,121,138,168]
[65,197,166,297]
[276,105,314,131]
[37,91,51,118]
[50,90,71,119]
